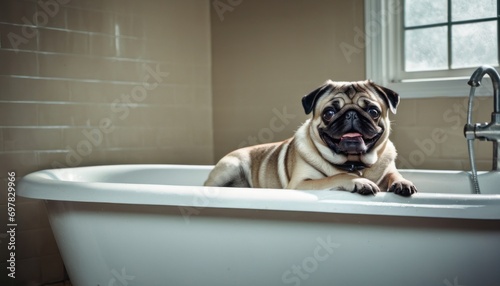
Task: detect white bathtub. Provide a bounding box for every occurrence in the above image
[18,164,500,286]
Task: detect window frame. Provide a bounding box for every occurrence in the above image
[365,0,497,98]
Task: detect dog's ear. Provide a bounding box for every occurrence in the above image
[369,80,399,114]
[302,80,335,115]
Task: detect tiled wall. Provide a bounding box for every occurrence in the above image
[0,0,212,284]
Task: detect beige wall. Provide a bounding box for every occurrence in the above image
[0,0,211,284]
[211,0,366,160]
[211,0,494,170]
[392,96,493,170]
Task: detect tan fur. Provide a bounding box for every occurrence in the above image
[205,80,417,196]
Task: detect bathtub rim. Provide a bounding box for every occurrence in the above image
[17,164,500,220]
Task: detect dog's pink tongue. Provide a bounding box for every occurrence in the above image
[340,132,366,154]
[341,132,363,139]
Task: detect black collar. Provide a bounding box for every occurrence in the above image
[334,161,367,173]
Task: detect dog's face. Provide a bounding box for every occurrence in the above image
[302,80,399,166]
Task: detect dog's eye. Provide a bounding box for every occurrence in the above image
[322,108,336,122]
[368,107,380,119]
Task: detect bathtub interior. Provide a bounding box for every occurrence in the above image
[18,164,500,221]
[41,164,499,195]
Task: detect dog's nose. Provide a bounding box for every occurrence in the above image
[345,110,358,121]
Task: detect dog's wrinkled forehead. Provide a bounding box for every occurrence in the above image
[334,82,367,99]
[322,82,374,105]
[302,80,400,115]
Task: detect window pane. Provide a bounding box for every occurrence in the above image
[405,26,448,72]
[405,0,447,27]
[452,0,496,22]
[452,21,498,69]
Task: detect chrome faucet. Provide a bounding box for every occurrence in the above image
[463,65,500,194]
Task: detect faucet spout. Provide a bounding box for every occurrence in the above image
[467,65,500,114]
[465,65,500,175]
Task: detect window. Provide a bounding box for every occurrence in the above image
[365,0,499,98]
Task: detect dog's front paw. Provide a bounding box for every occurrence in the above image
[388,179,417,196]
[351,178,380,195]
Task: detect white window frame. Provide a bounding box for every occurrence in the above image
[365,0,496,98]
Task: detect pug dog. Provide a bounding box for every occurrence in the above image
[204,80,417,196]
